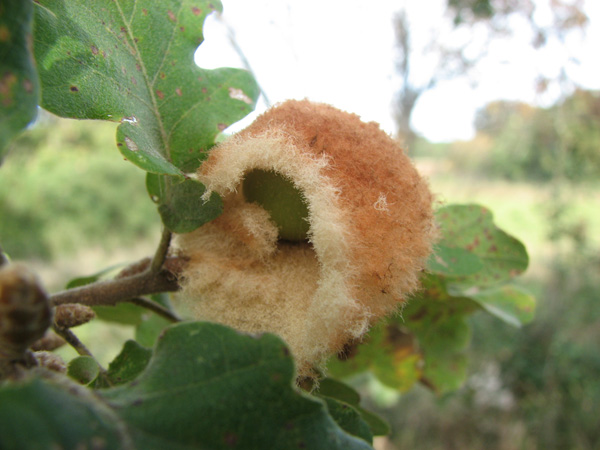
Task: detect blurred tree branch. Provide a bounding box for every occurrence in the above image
[393,0,589,149]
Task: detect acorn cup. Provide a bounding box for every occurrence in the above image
[173,100,436,377]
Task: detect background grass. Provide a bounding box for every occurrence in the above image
[1,112,159,290]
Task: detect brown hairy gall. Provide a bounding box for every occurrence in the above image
[174,100,436,377]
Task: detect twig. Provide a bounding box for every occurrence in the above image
[52,324,112,386]
[52,324,96,358]
[127,297,181,323]
[150,228,172,273]
[50,265,180,307]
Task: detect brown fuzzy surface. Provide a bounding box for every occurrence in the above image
[174,100,435,377]
[236,100,435,316]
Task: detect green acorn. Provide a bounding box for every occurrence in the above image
[243,169,310,242]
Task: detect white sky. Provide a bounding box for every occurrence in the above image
[195,0,600,143]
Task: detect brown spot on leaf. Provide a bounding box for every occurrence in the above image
[386,325,414,349]
[142,8,148,15]
[0,72,17,106]
[0,26,10,42]
[70,86,79,92]
[91,45,99,55]
[175,87,182,96]
[156,90,164,100]
[131,76,137,85]
[160,72,166,79]
[179,26,185,32]
[201,87,208,94]
[408,306,428,322]
[167,10,176,21]
[192,7,202,15]
[218,123,227,131]
[136,63,142,72]
[466,237,480,251]
[23,79,34,94]
[271,372,282,382]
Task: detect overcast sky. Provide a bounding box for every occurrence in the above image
[195,0,600,142]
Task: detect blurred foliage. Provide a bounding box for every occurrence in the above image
[474,89,600,181]
[412,89,600,183]
[0,112,158,260]
[371,106,600,448]
[328,205,533,396]
[446,0,588,33]
[447,0,494,23]
[395,0,588,148]
[378,236,600,450]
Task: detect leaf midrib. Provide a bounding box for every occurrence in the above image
[113,0,182,163]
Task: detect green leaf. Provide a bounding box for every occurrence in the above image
[134,313,171,348]
[409,314,471,394]
[427,244,483,276]
[328,275,478,395]
[66,264,150,325]
[105,340,152,386]
[65,263,125,289]
[147,172,223,233]
[67,356,101,385]
[327,321,423,393]
[0,0,40,157]
[94,292,177,327]
[317,378,361,405]
[421,352,469,394]
[407,309,472,356]
[355,406,391,437]
[405,273,480,319]
[320,396,373,444]
[317,378,391,436]
[133,293,173,347]
[33,0,259,175]
[94,303,145,325]
[465,284,536,327]
[435,204,529,289]
[101,322,373,450]
[0,376,130,449]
